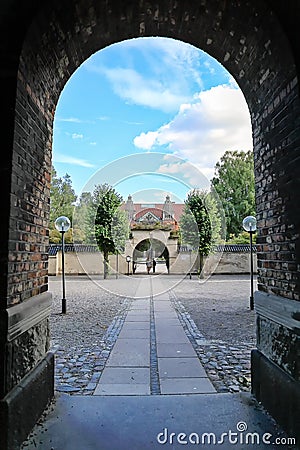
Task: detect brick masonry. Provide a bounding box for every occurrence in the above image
[0,0,300,448]
[10,0,300,306]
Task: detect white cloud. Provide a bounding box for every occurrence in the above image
[157,161,210,189]
[72,133,83,139]
[85,37,209,113]
[123,120,144,125]
[56,117,95,124]
[134,85,252,178]
[133,131,159,150]
[53,153,95,168]
[99,67,190,113]
[56,117,83,123]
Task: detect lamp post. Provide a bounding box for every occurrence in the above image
[126,255,131,276]
[55,216,71,314]
[116,251,119,279]
[189,248,192,280]
[242,215,257,311]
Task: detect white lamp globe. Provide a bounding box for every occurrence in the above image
[55,216,71,232]
[242,216,257,232]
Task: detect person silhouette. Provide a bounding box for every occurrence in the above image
[146,259,152,274]
[152,258,156,273]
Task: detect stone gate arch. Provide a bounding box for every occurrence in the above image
[1,1,300,448]
[129,231,173,274]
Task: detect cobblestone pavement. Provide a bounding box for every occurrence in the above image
[50,276,133,395]
[49,274,256,395]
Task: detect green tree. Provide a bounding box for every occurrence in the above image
[49,166,77,243]
[211,150,255,239]
[179,209,199,249]
[111,208,130,254]
[204,190,224,246]
[73,191,94,244]
[180,190,214,275]
[93,184,127,278]
[226,231,257,244]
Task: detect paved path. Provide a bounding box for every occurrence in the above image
[51,275,255,395]
[22,393,290,449]
[94,277,215,396]
[22,276,292,449]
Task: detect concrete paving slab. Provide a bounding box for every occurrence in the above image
[156,326,191,344]
[151,285,173,297]
[153,301,175,309]
[125,310,150,322]
[155,318,181,326]
[160,377,216,394]
[129,306,150,311]
[125,314,149,322]
[155,320,182,330]
[23,393,288,449]
[130,299,150,307]
[118,328,149,339]
[126,311,150,317]
[134,281,152,298]
[106,339,150,367]
[157,343,198,358]
[153,311,178,319]
[121,321,150,330]
[129,309,150,314]
[153,302,174,311]
[158,357,207,378]
[153,295,171,300]
[154,308,174,314]
[154,306,178,314]
[98,367,150,384]
[94,383,150,395]
[129,301,150,307]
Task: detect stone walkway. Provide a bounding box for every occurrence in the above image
[94,277,215,396]
[22,276,294,449]
[51,275,255,395]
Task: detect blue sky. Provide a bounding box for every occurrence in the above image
[53,37,252,203]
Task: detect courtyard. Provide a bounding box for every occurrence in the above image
[21,273,297,450]
[49,274,256,395]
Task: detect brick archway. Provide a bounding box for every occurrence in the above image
[1,1,300,448]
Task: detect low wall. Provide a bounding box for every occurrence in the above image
[205,251,257,275]
[48,250,257,276]
[49,251,129,276]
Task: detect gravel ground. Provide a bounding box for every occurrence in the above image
[172,274,256,345]
[172,274,256,393]
[50,277,130,348]
[49,274,256,394]
[49,276,133,394]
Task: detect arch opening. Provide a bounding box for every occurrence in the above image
[133,237,170,275]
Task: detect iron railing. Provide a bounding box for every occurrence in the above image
[177,244,257,253]
[49,243,257,255]
[48,244,98,256]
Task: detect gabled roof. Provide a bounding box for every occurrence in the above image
[134,208,163,221]
[128,203,184,222]
[121,196,185,223]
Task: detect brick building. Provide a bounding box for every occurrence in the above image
[123,194,184,231]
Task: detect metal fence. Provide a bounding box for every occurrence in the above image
[177,244,257,253]
[49,243,257,255]
[48,244,98,256]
